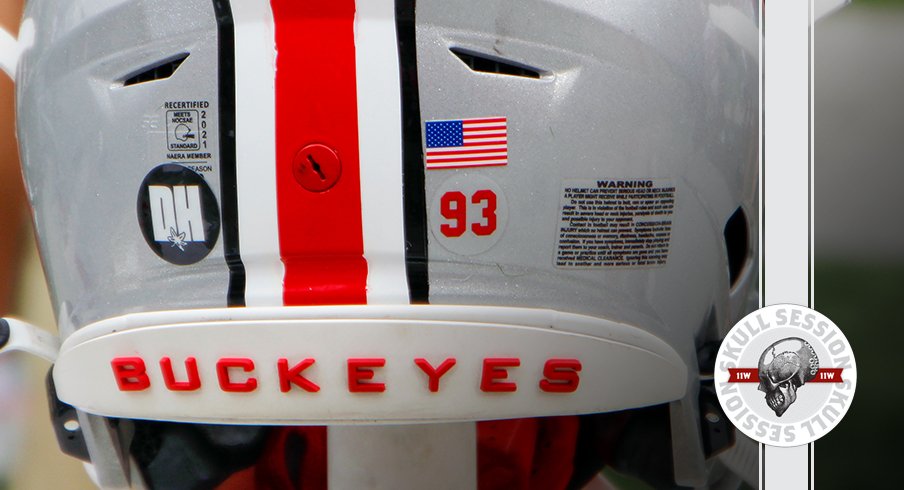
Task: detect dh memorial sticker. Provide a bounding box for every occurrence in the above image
[137,164,221,265]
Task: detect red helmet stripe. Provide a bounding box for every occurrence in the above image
[272,0,367,306]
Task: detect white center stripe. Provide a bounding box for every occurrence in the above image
[232,1,284,307]
[354,0,410,305]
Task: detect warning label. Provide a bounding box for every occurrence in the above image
[555,179,675,268]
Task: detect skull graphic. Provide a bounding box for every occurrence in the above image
[757,338,819,417]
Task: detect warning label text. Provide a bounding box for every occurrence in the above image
[555,179,676,268]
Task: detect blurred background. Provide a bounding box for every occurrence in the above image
[1,1,97,488]
[814,0,904,487]
[0,0,901,489]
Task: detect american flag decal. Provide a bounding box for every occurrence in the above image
[424,117,508,169]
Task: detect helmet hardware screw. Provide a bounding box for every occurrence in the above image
[293,144,342,192]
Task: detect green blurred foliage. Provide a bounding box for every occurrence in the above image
[815,261,904,488]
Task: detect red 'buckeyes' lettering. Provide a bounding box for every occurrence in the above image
[109,356,582,395]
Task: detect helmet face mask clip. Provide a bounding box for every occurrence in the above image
[2,0,759,488]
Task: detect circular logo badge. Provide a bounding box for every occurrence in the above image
[137,164,220,265]
[429,174,508,256]
[715,304,856,447]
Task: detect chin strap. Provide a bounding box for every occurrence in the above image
[0,317,61,362]
[1,318,140,488]
[0,26,16,79]
[0,18,33,80]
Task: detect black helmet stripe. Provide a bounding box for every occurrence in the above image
[211,0,246,306]
[396,0,430,304]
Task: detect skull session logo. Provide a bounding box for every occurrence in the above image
[757,338,822,417]
[715,305,856,447]
[137,164,220,265]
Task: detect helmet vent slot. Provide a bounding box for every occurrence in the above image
[450,48,542,79]
[122,53,189,86]
[723,207,749,288]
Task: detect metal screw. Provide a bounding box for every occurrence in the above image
[293,144,342,192]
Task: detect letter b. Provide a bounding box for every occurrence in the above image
[111,357,151,391]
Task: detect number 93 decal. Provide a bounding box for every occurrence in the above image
[430,175,508,256]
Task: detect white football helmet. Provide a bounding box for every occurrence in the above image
[2,0,759,488]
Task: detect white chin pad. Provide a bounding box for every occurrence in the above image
[52,305,688,425]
